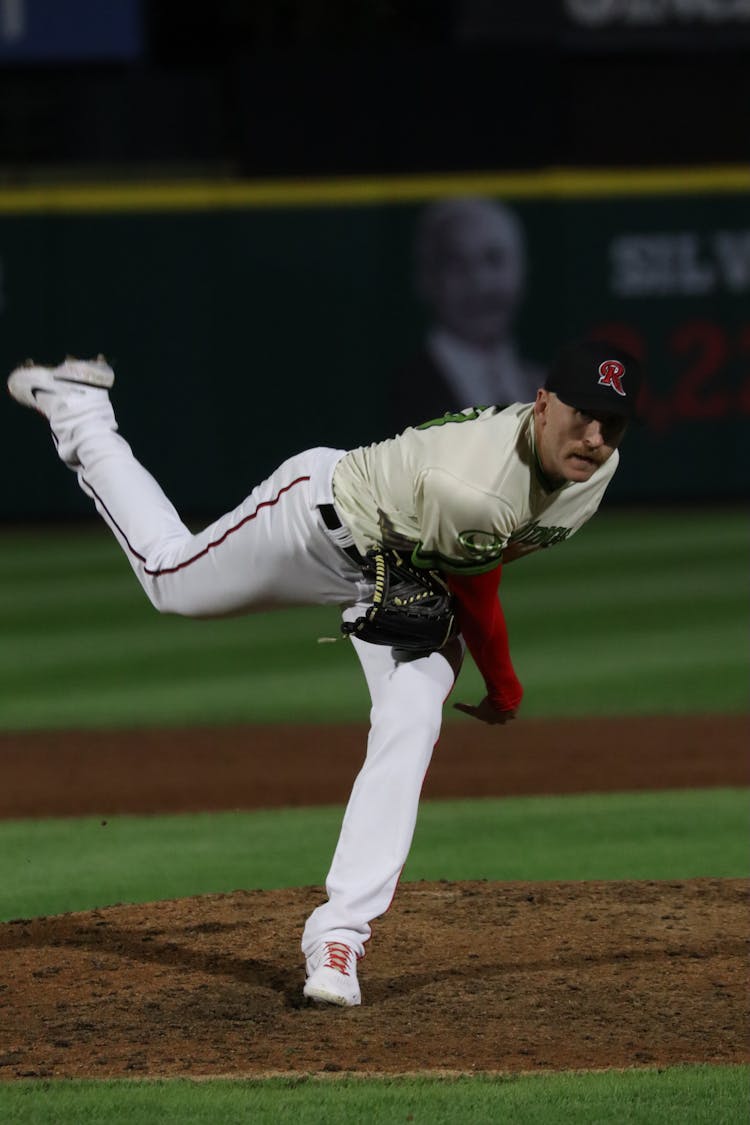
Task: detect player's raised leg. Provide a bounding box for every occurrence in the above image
[7,357,356,615]
[302,627,461,1006]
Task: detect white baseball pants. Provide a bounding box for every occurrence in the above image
[63,400,459,959]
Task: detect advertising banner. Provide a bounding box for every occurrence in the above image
[0,172,746,517]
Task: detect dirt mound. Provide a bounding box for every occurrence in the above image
[1,878,747,1080]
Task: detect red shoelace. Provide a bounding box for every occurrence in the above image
[323,942,353,976]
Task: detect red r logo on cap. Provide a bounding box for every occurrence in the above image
[598,359,626,397]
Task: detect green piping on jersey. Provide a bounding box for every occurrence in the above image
[415,407,488,430]
[411,543,503,577]
[458,529,507,561]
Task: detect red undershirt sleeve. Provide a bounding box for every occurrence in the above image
[447,566,523,712]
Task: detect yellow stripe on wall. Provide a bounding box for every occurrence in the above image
[0,165,747,214]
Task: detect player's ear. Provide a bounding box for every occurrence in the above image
[533,388,549,421]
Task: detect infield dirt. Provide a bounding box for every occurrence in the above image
[0,714,746,818]
[0,714,747,1079]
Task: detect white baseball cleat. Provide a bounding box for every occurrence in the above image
[7,356,114,418]
[7,356,116,468]
[303,941,362,1007]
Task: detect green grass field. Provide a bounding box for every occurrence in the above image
[1,1067,747,1125]
[0,509,747,729]
[1,788,747,1121]
[1,511,747,1121]
[0,788,746,922]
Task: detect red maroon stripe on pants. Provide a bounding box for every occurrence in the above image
[81,473,311,578]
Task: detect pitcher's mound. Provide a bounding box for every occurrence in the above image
[1,879,747,1079]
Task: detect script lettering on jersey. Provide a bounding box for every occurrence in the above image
[507,520,572,550]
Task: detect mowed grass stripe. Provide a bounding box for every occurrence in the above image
[0,637,743,727]
[0,531,123,578]
[0,623,743,726]
[0,600,741,680]
[0,510,746,729]
[515,668,746,717]
[0,573,144,612]
[0,1067,747,1125]
[0,666,371,728]
[2,583,743,666]
[3,556,746,622]
[0,507,744,559]
[3,588,743,652]
[0,671,741,728]
[1,610,744,726]
[1,511,745,587]
[2,514,745,591]
[0,789,745,922]
[543,512,747,557]
[0,611,343,670]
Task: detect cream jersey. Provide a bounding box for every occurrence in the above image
[332,403,619,573]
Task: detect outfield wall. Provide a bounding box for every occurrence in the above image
[0,167,747,518]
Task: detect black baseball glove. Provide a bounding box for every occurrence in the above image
[341,549,458,654]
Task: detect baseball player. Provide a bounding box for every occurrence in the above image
[7,339,640,1007]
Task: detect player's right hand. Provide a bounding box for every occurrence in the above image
[453,696,518,725]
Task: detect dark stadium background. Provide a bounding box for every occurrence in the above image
[1,0,748,519]
[1,1,748,174]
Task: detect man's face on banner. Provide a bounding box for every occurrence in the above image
[421,202,526,349]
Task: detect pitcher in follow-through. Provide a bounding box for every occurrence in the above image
[7,337,641,1007]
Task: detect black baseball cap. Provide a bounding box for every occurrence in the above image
[544,340,643,419]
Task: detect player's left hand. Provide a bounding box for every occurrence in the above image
[453,696,518,725]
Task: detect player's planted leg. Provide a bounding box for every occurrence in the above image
[302,627,459,1004]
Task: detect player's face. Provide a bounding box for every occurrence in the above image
[533,391,627,485]
[426,209,524,348]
